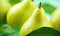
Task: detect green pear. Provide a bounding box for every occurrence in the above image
[0,0,11,25]
[50,8,60,31]
[20,3,50,36]
[7,0,36,30]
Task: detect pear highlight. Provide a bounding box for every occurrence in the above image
[20,3,49,36]
[50,8,60,31]
[7,0,36,30]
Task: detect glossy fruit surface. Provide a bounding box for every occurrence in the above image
[50,8,60,31]
[7,0,36,30]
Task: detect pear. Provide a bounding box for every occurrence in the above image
[50,8,60,31]
[7,0,36,30]
[0,0,11,25]
[20,3,50,36]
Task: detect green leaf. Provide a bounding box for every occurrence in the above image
[27,27,60,36]
[8,0,22,5]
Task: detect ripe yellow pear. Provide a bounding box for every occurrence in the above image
[7,0,36,30]
[20,3,50,36]
[0,0,11,24]
[50,8,60,31]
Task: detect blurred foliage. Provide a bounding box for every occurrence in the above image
[42,3,56,15]
[0,30,7,35]
[48,0,60,8]
[27,27,60,36]
[0,24,15,35]
[8,0,22,5]
[1,27,60,36]
[2,32,19,36]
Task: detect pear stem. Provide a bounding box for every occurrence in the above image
[39,2,41,9]
[32,0,34,1]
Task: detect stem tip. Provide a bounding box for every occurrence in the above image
[39,2,41,8]
[32,0,34,1]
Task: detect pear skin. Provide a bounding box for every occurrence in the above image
[7,0,36,30]
[50,8,60,31]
